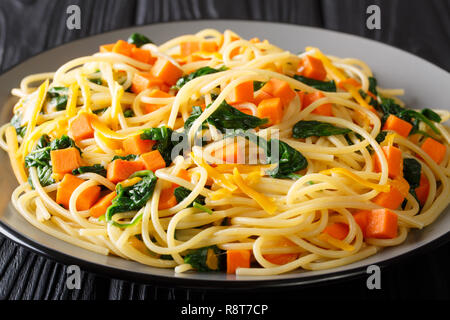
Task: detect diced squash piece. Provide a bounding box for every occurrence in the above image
[257,97,283,126]
[112,40,135,57]
[68,113,94,141]
[140,150,166,172]
[151,57,183,86]
[51,147,81,174]
[229,35,241,58]
[200,40,218,52]
[372,183,405,210]
[298,55,327,81]
[141,89,173,114]
[89,191,116,218]
[264,253,298,265]
[186,54,208,64]
[131,72,165,94]
[99,43,115,53]
[421,137,446,164]
[177,169,191,182]
[261,78,296,106]
[415,173,430,206]
[130,47,156,64]
[226,81,254,104]
[180,41,200,56]
[227,249,251,274]
[253,89,273,105]
[323,223,349,240]
[382,115,413,138]
[373,146,403,178]
[302,91,333,116]
[56,174,101,210]
[353,210,370,237]
[106,159,145,183]
[366,209,398,239]
[123,135,155,155]
[158,185,178,210]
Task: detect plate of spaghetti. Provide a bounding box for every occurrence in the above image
[0,20,448,288]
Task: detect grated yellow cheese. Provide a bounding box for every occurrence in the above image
[318,233,355,251]
[191,152,237,191]
[232,167,277,214]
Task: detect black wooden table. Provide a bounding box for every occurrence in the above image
[0,0,449,300]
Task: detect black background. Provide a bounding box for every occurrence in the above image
[0,0,449,300]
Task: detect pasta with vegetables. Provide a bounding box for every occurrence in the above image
[1,29,449,276]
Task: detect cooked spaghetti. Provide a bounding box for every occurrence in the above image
[1,29,449,276]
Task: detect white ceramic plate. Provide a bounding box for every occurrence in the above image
[0,20,448,289]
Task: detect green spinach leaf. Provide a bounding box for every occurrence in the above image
[267,139,308,178]
[293,75,336,92]
[206,100,268,133]
[253,81,266,91]
[105,170,157,227]
[10,114,27,137]
[403,158,422,190]
[141,127,186,166]
[184,245,224,272]
[112,154,138,161]
[421,108,441,123]
[127,33,153,47]
[123,109,135,118]
[292,120,351,139]
[25,135,79,187]
[48,87,69,111]
[184,106,205,130]
[173,66,226,90]
[72,164,107,177]
[227,130,308,179]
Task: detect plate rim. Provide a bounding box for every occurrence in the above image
[0,19,449,289]
[1,219,449,289]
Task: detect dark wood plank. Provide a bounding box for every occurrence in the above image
[0,0,449,300]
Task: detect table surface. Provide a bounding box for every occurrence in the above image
[0,0,449,300]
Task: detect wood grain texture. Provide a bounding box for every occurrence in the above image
[0,0,449,300]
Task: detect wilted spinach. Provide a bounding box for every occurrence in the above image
[184,245,224,272]
[227,130,308,179]
[140,126,186,166]
[402,158,422,207]
[293,75,336,92]
[72,164,106,177]
[25,134,79,187]
[112,154,139,161]
[127,32,153,47]
[253,81,266,91]
[379,97,440,135]
[292,120,351,139]
[421,108,441,123]
[123,109,135,118]
[47,87,69,111]
[173,66,227,90]
[173,186,212,214]
[10,114,26,137]
[105,170,157,228]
